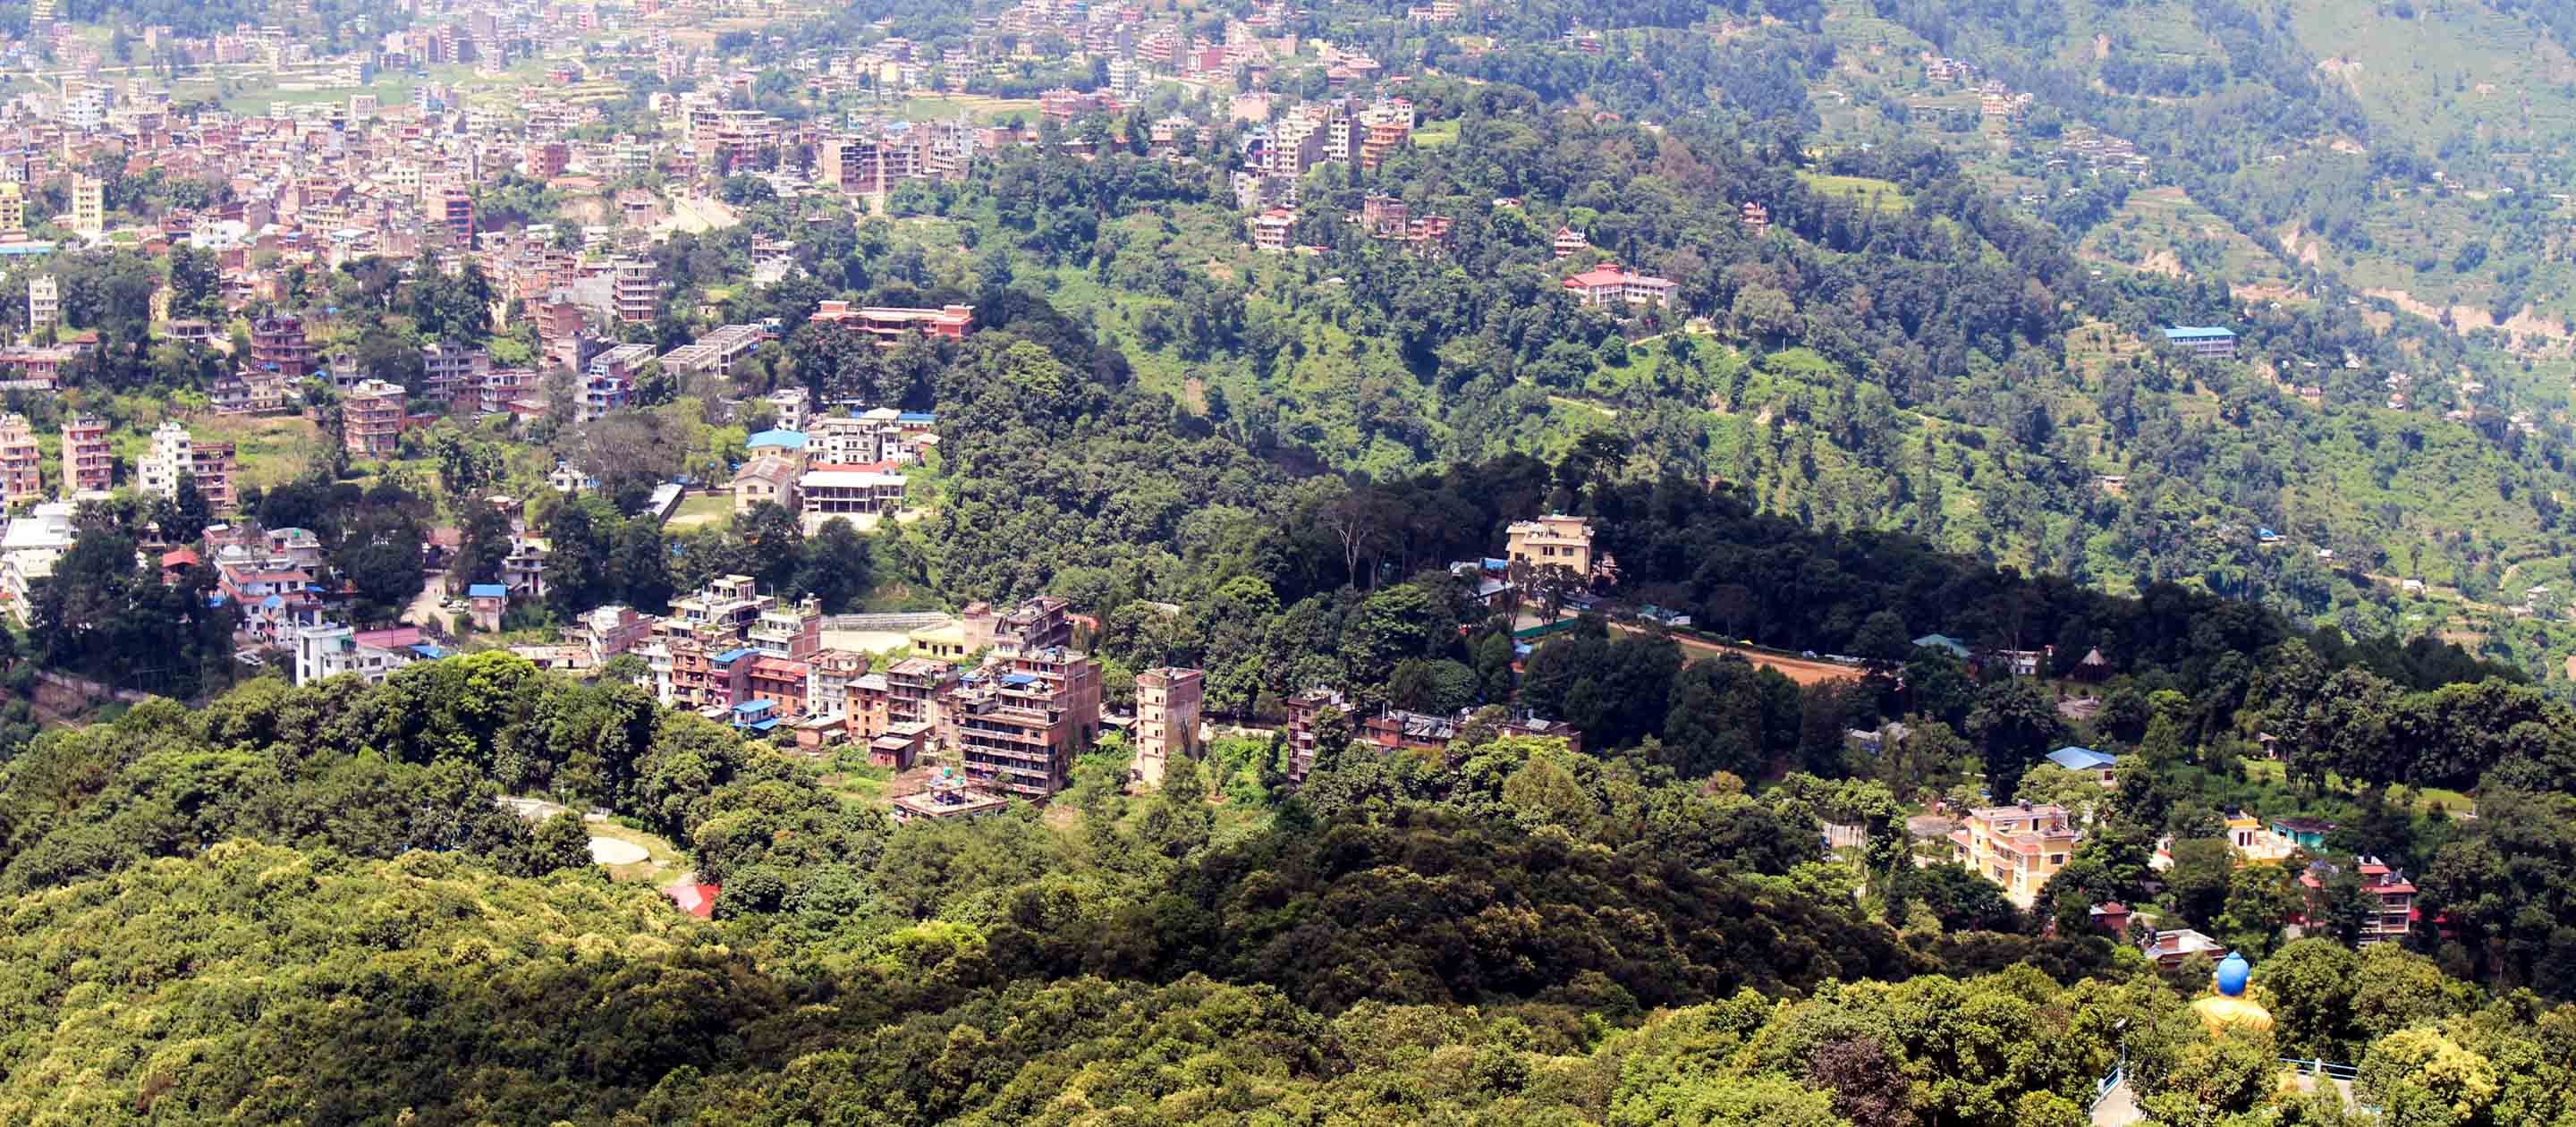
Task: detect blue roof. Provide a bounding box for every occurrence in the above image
[467,583,508,598]
[409,643,449,659]
[1911,632,1969,657]
[1481,557,1509,570]
[260,594,284,608]
[2162,325,2236,341]
[744,717,781,731]
[713,647,759,664]
[733,699,775,714]
[2047,746,2118,771]
[998,672,1038,686]
[897,411,936,424]
[746,428,809,450]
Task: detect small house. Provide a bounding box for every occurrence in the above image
[467,582,508,631]
[2046,745,2119,786]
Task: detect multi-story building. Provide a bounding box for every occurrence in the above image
[809,301,974,344]
[0,183,24,232]
[1561,264,1678,309]
[1132,666,1204,787]
[796,467,903,530]
[946,644,1102,798]
[1250,208,1296,252]
[0,414,42,507]
[804,648,870,720]
[2162,325,2238,360]
[436,186,475,245]
[962,595,1076,653]
[607,256,659,323]
[420,342,489,403]
[58,413,110,494]
[140,420,196,500]
[670,573,773,637]
[2297,857,2418,945]
[251,316,317,381]
[341,378,407,458]
[71,174,103,237]
[292,623,440,685]
[1950,802,2082,908]
[747,595,823,658]
[1504,513,1596,577]
[26,275,56,334]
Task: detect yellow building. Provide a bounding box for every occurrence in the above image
[907,620,973,661]
[1504,513,1595,575]
[0,183,23,232]
[1950,802,2081,908]
[72,175,104,238]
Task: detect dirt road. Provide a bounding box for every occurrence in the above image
[1609,623,1866,685]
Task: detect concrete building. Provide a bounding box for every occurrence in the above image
[809,300,974,344]
[1561,263,1677,308]
[420,342,489,403]
[1250,208,1296,252]
[71,174,103,237]
[341,378,408,458]
[53,414,109,497]
[0,414,41,508]
[26,275,56,334]
[607,256,659,323]
[797,467,904,531]
[947,644,1103,798]
[0,183,22,232]
[1950,802,2081,908]
[962,595,1076,654]
[251,316,317,381]
[2298,857,2417,945]
[292,623,439,686]
[732,453,801,514]
[140,421,235,509]
[1504,513,1594,576]
[1132,666,1204,788]
[2162,326,2238,360]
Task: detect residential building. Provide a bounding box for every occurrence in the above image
[2140,928,2227,970]
[891,777,1012,823]
[578,604,655,665]
[804,648,870,720]
[420,342,489,403]
[292,623,443,685]
[341,378,407,457]
[962,595,1076,654]
[747,595,824,658]
[27,275,56,333]
[251,316,317,381]
[1250,208,1296,251]
[733,453,801,514]
[0,183,22,232]
[1950,802,2081,908]
[140,420,198,500]
[1284,685,1349,780]
[2162,326,2238,360]
[670,573,773,637]
[468,582,508,631]
[607,256,659,323]
[58,413,110,494]
[1561,263,1677,308]
[1358,706,1583,756]
[1132,666,1204,787]
[765,386,812,431]
[946,644,1103,798]
[501,535,549,598]
[0,414,40,508]
[1504,514,1594,575]
[436,186,475,244]
[2298,857,2418,945]
[72,174,103,237]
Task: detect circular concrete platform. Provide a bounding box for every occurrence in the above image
[589,837,650,866]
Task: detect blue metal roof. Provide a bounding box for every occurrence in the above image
[2162,325,2235,341]
[733,699,775,714]
[467,583,507,598]
[998,672,1038,686]
[746,428,809,449]
[2047,746,2118,771]
[713,647,759,664]
[897,411,936,423]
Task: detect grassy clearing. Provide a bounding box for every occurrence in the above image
[1798,172,1912,212]
[589,820,684,884]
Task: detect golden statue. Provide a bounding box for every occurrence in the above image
[2190,951,2275,1035]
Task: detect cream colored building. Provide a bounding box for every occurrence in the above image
[1949,802,2081,908]
[1133,666,1205,787]
[1505,513,1595,575]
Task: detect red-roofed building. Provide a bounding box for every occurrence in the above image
[1562,263,1677,309]
[663,882,719,918]
[2297,856,2418,945]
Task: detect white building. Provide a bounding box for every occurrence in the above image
[292,623,415,685]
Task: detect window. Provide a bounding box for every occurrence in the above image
[2048,854,2065,866]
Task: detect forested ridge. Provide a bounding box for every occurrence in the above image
[6,658,2576,1125]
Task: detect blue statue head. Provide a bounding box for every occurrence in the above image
[2215,951,2250,997]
